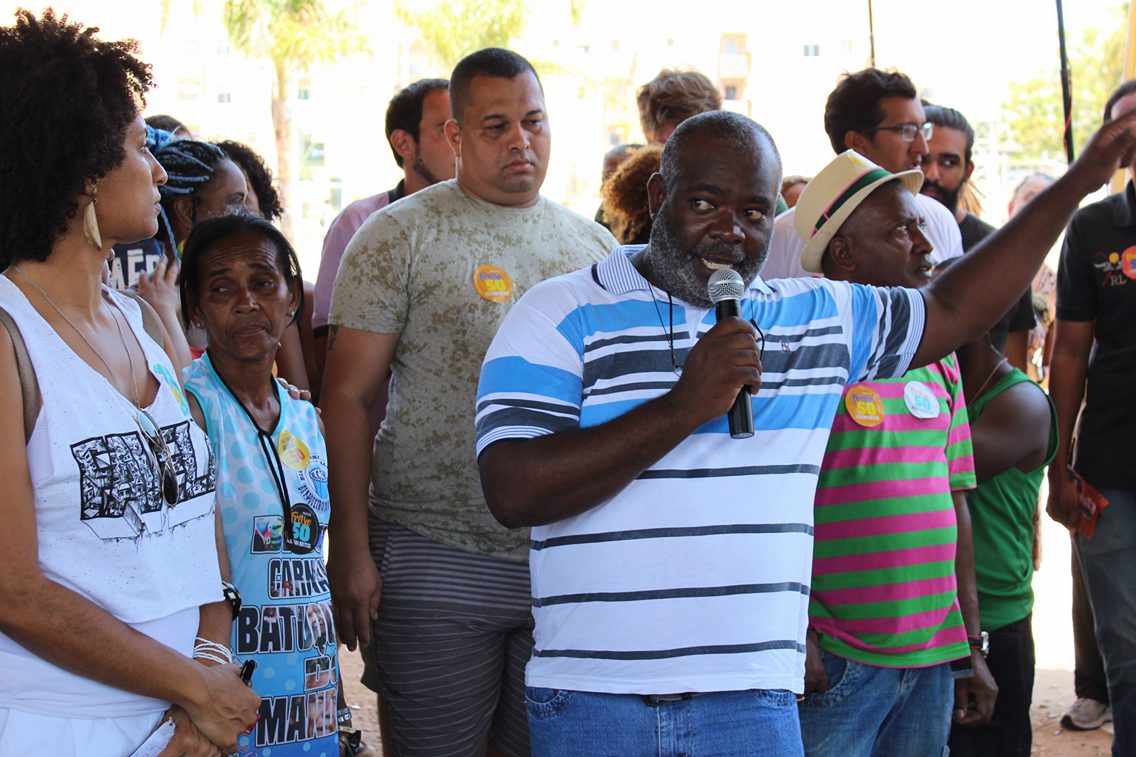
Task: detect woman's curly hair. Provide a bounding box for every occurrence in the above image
[217,140,284,221]
[0,9,152,263]
[601,145,663,245]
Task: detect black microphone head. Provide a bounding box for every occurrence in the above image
[707,268,745,304]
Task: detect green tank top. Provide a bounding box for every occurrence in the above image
[968,368,1057,630]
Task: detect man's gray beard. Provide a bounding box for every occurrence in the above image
[644,201,762,308]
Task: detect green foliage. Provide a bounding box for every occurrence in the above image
[1004,9,1126,162]
[569,0,585,26]
[223,0,368,70]
[393,0,527,69]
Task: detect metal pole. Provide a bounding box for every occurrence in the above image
[867,0,877,68]
[1056,0,1075,163]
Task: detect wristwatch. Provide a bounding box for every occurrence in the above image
[221,580,242,619]
[967,631,989,658]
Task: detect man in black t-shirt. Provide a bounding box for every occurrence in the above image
[1047,79,1136,756]
[921,104,1035,363]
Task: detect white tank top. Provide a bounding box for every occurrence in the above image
[0,277,220,718]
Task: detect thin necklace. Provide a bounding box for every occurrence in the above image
[973,356,1009,401]
[648,287,682,374]
[12,265,180,509]
[10,265,139,408]
[107,295,141,409]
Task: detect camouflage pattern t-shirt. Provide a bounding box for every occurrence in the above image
[330,180,616,562]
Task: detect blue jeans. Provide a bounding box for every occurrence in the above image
[1076,487,1136,757]
[526,687,804,757]
[798,650,952,757]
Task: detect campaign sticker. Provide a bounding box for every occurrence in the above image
[473,265,515,302]
[903,381,940,419]
[297,453,330,511]
[845,384,884,427]
[277,429,311,471]
[153,362,189,414]
[285,502,320,554]
[1123,246,1136,281]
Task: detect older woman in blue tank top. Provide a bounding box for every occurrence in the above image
[179,214,344,757]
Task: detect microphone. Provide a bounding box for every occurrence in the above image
[708,269,754,439]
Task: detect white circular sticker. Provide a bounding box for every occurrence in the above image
[903,381,940,419]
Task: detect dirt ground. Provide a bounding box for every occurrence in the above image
[338,494,1116,755]
[339,660,1114,756]
[1031,668,1113,756]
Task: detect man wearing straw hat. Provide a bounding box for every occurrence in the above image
[792,149,994,756]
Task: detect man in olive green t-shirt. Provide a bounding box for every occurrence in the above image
[321,48,614,756]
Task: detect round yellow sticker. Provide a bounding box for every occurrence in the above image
[474,265,515,302]
[277,429,311,470]
[845,384,885,427]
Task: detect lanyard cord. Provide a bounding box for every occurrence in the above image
[648,287,682,374]
[209,356,292,521]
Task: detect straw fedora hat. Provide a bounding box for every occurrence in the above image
[794,150,924,273]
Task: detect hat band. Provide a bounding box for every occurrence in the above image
[812,168,893,237]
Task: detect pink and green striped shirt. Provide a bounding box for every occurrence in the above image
[810,354,975,668]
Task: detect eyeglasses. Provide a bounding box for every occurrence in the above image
[137,408,179,506]
[870,122,934,143]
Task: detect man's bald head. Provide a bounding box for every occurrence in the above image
[659,111,782,189]
[640,110,782,307]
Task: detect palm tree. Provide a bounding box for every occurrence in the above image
[220,0,367,237]
[393,0,526,69]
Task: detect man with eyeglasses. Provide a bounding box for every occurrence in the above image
[921,104,1035,370]
[763,68,963,279]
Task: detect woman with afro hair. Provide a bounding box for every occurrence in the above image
[0,10,259,754]
[216,140,284,221]
[601,144,663,245]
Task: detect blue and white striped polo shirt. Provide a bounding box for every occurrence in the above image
[475,246,925,695]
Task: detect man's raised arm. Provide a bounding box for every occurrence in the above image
[914,109,1136,367]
